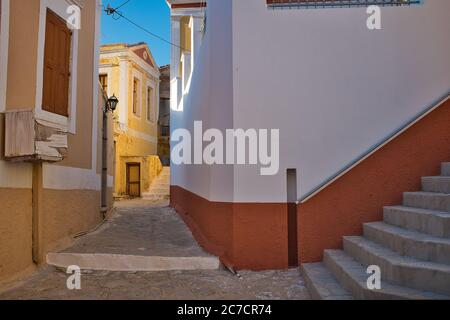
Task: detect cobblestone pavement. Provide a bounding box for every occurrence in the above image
[64,199,211,258]
[0,199,310,300]
[0,267,310,300]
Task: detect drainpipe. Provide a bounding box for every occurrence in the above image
[32,163,43,264]
[101,102,108,215]
[101,93,118,216]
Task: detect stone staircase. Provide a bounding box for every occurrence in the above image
[142,167,170,201]
[301,162,450,300]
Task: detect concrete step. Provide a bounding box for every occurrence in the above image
[151,183,170,188]
[384,206,450,237]
[156,181,170,185]
[323,250,448,300]
[343,236,450,296]
[364,222,450,264]
[403,192,450,212]
[422,176,450,194]
[142,191,170,196]
[142,192,169,197]
[47,253,220,272]
[142,194,170,201]
[442,163,450,176]
[301,263,353,300]
[148,188,170,194]
[148,188,169,192]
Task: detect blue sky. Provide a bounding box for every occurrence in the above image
[101,0,171,67]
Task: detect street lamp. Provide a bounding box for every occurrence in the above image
[106,94,119,112]
[101,94,119,215]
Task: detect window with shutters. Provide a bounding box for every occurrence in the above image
[99,74,108,94]
[266,0,420,9]
[133,78,141,117]
[133,78,140,116]
[147,86,155,123]
[42,9,71,117]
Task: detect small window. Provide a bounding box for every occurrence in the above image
[42,9,72,116]
[133,78,140,116]
[99,74,108,94]
[147,86,154,122]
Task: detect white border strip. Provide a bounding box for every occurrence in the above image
[0,0,10,112]
[43,164,113,190]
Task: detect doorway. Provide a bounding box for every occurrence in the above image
[126,163,141,197]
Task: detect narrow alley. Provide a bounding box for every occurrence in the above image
[1,0,449,306]
[0,199,309,300]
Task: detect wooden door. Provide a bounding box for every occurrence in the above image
[126,163,141,197]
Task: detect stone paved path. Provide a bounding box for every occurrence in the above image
[0,267,310,300]
[0,199,310,300]
[63,199,210,257]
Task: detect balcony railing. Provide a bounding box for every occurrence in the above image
[267,0,422,9]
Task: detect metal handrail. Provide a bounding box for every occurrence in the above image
[299,91,450,204]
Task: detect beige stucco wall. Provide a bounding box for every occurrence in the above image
[0,0,112,285]
[0,188,33,284]
[60,0,96,170]
[40,189,103,255]
[0,108,34,285]
[6,0,39,110]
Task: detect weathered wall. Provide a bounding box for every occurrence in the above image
[115,155,162,195]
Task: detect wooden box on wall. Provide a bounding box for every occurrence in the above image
[4,110,67,162]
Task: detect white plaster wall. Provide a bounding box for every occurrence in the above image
[232,0,450,202]
[171,0,234,201]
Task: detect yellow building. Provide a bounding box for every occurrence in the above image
[0,0,113,285]
[100,43,162,197]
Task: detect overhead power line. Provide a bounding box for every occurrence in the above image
[104,4,187,51]
[114,0,132,11]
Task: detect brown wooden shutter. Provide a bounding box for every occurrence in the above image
[42,9,71,117]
